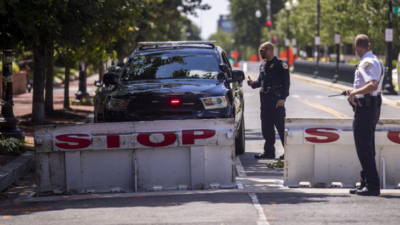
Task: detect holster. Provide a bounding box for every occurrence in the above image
[356,94,382,107]
[260,85,282,98]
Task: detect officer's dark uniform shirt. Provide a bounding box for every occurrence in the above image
[250,56,290,99]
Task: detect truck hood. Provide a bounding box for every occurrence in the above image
[113,79,226,97]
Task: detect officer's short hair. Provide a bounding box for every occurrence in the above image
[260,42,274,51]
[354,34,370,49]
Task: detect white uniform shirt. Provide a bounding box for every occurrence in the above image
[353,51,384,98]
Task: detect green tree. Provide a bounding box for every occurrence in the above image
[208,29,234,55]
[114,0,210,61]
[275,0,400,58]
[230,0,284,60]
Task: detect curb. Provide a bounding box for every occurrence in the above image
[0,152,35,192]
[291,73,400,108]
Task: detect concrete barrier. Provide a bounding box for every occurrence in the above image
[34,119,236,194]
[284,118,400,189]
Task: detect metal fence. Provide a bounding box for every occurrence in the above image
[293,60,356,85]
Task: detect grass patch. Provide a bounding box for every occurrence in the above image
[28,66,78,80]
[0,137,34,155]
[70,96,94,106]
[267,159,284,169]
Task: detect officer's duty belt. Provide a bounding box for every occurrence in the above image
[356,94,382,107]
[260,86,282,96]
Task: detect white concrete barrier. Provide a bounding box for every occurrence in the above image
[34,119,236,194]
[284,118,400,189]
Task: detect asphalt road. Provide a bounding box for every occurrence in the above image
[1,73,400,225]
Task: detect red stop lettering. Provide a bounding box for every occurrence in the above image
[388,131,400,144]
[137,132,177,147]
[182,130,216,145]
[55,134,91,149]
[305,128,340,143]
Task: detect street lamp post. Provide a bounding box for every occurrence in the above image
[333,33,340,83]
[267,0,272,42]
[74,61,89,101]
[314,0,321,78]
[255,10,262,61]
[285,1,291,64]
[0,50,25,140]
[284,0,298,65]
[383,0,397,95]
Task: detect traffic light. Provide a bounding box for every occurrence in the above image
[273,36,278,42]
[266,20,272,27]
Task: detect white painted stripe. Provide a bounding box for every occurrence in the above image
[315,95,323,99]
[292,94,300,98]
[235,157,247,177]
[236,181,244,189]
[248,193,270,225]
[275,180,284,188]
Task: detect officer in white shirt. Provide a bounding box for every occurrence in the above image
[347,34,384,196]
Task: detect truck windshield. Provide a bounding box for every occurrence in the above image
[120,53,220,81]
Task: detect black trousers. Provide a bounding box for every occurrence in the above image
[260,95,285,157]
[353,105,381,190]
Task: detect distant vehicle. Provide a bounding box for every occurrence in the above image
[93,41,246,154]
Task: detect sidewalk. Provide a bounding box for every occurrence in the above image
[12,74,99,117]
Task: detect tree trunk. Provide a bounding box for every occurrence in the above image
[45,45,54,113]
[64,63,70,109]
[32,45,46,122]
[98,61,104,82]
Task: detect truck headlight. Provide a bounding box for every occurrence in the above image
[106,98,130,110]
[200,96,228,109]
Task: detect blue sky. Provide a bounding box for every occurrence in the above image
[187,0,230,40]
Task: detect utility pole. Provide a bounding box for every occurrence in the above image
[267,0,272,42]
[314,0,321,78]
[383,0,397,95]
[333,33,340,83]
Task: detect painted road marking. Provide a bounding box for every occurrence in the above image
[297,98,351,119]
[292,94,300,98]
[235,157,247,177]
[236,181,244,189]
[248,193,270,225]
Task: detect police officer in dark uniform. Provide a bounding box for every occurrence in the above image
[347,35,383,196]
[247,42,290,159]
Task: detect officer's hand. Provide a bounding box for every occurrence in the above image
[247,76,253,86]
[276,99,285,108]
[348,92,357,106]
[345,89,353,96]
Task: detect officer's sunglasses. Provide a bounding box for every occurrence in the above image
[259,48,271,53]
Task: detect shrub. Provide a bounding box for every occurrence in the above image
[0,137,21,155]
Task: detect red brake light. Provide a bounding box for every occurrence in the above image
[170,99,180,105]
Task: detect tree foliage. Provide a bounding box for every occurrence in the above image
[229,0,283,59]
[275,0,400,56]
[208,29,234,55]
[0,0,208,122]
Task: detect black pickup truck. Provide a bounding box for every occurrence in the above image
[93,41,246,154]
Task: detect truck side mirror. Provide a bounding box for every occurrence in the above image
[232,70,245,82]
[103,66,121,87]
[219,63,230,73]
[103,72,117,87]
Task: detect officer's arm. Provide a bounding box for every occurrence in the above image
[279,63,291,100]
[251,74,262,89]
[352,80,379,95]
